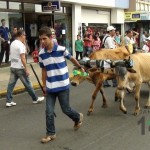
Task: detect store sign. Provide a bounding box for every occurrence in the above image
[124,12,141,21]
[41,0,61,11]
[140,12,150,20]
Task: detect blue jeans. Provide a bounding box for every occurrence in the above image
[83,46,92,57]
[46,89,80,135]
[6,68,38,103]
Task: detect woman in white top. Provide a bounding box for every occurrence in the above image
[142,36,150,53]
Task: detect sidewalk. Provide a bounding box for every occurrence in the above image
[0,56,74,98]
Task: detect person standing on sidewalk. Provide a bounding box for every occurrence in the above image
[0,19,11,66]
[38,26,84,143]
[6,29,44,107]
[75,34,84,60]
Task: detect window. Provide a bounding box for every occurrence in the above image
[9,2,21,10]
[141,4,144,10]
[0,1,7,9]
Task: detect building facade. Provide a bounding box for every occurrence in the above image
[0,0,129,54]
[125,0,150,48]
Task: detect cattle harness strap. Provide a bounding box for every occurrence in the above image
[79,58,134,73]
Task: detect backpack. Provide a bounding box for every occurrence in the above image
[101,36,109,48]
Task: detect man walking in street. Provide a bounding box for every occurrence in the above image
[6,29,44,107]
[102,25,117,87]
[38,26,83,143]
[0,19,11,66]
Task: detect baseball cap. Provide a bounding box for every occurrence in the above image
[146,36,150,41]
[107,26,116,31]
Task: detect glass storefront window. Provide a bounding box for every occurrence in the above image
[9,2,21,10]
[8,13,23,32]
[0,12,23,32]
[24,3,35,12]
[0,1,7,9]
[35,4,42,12]
[54,14,72,54]
[88,23,108,35]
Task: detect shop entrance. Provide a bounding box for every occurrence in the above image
[24,13,54,53]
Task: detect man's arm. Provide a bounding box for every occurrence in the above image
[70,56,84,71]
[20,53,29,76]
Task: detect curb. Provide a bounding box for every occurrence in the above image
[0,75,74,98]
[0,83,40,98]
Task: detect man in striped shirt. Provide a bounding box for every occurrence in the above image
[39,26,84,143]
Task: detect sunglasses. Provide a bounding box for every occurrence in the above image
[73,70,89,77]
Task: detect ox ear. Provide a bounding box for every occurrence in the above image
[127,68,136,73]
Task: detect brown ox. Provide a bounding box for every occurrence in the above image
[114,53,150,115]
[71,46,129,115]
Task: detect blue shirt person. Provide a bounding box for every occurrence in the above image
[0,19,11,65]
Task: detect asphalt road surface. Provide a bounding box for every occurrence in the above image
[0,82,150,150]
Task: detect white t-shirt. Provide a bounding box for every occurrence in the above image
[142,44,149,53]
[103,35,116,49]
[141,34,147,43]
[10,40,26,69]
[124,36,132,46]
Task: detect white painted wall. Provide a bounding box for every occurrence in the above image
[81,9,110,24]
[111,9,124,24]
[62,0,116,8]
[72,4,82,56]
[62,0,129,9]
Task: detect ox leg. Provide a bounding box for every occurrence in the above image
[115,89,120,102]
[118,89,127,114]
[145,82,150,108]
[134,84,141,115]
[87,82,105,115]
[100,88,108,108]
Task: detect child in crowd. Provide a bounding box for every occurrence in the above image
[75,35,84,60]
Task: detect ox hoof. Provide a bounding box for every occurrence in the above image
[87,111,92,116]
[134,112,139,116]
[115,97,119,102]
[123,111,127,114]
[101,104,108,108]
[134,110,140,116]
[120,107,127,114]
[144,105,150,109]
[115,98,120,102]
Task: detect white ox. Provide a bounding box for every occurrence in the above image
[114,53,150,115]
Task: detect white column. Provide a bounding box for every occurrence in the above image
[72,4,82,56]
[121,24,125,37]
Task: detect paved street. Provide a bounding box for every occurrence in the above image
[0,82,150,150]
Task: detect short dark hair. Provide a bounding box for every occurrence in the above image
[126,30,132,34]
[16,29,25,37]
[39,26,52,37]
[1,19,5,22]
